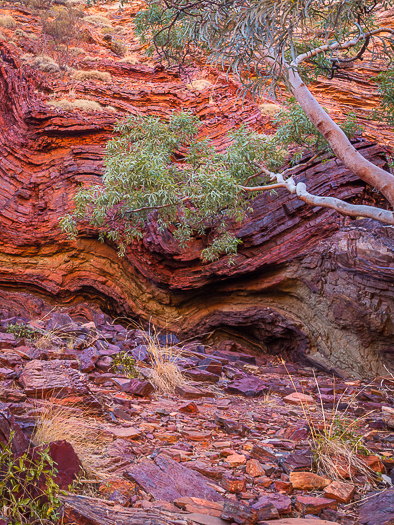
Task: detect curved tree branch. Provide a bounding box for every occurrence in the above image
[295,28,393,65]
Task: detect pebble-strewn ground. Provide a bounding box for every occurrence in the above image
[0,310,394,524]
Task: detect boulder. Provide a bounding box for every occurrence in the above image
[382,406,394,428]
[0,333,16,349]
[33,440,82,489]
[0,403,28,454]
[295,495,337,515]
[46,313,74,332]
[122,379,155,397]
[221,474,246,493]
[175,385,213,399]
[283,392,315,406]
[79,346,99,373]
[220,500,259,525]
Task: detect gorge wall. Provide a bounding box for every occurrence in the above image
[0,3,394,378]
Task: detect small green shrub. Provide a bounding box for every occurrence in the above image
[0,432,62,524]
[6,322,38,340]
[112,351,139,378]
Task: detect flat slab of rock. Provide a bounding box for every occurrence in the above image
[175,385,213,399]
[104,426,143,440]
[187,513,228,525]
[259,518,338,525]
[323,480,355,503]
[359,488,394,525]
[62,494,191,525]
[19,359,89,398]
[224,377,268,397]
[284,392,315,405]
[184,369,220,383]
[295,495,337,514]
[126,453,223,502]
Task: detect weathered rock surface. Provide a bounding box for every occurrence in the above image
[19,360,89,398]
[359,489,394,525]
[126,453,223,502]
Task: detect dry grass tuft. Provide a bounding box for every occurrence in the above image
[258,103,282,116]
[144,331,187,394]
[32,54,60,74]
[0,16,16,28]
[69,46,86,56]
[49,98,103,112]
[284,364,377,483]
[313,433,375,482]
[84,15,112,28]
[118,54,139,65]
[32,403,112,480]
[186,79,212,91]
[34,328,63,350]
[81,55,101,62]
[72,69,111,82]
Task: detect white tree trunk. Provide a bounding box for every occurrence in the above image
[286,67,394,207]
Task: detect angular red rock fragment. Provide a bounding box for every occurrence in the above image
[252,493,291,515]
[290,471,331,491]
[295,495,337,515]
[323,481,355,504]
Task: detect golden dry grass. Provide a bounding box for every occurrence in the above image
[258,103,282,116]
[32,403,112,480]
[144,331,187,394]
[84,15,112,28]
[284,363,377,483]
[118,54,139,65]
[32,55,60,74]
[72,70,111,82]
[48,99,104,112]
[0,16,16,28]
[34,329,63,350]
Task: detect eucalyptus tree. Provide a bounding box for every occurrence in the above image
[61,0,394,261]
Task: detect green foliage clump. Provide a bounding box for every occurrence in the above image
[0,432,62,524]
[60,111,284,262]
[60,103,360,262]
[6,322,38,340]
[374,70,394,126]
[112,351,140,378]
[274,98,362,164]
[133,0,393,98]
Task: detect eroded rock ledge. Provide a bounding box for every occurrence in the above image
[0,30,394,377]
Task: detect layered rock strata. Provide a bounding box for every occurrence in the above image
[0,4,394,377]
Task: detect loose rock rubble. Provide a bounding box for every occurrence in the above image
[1,310,394,524]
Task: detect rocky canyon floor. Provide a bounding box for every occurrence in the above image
[0,308,393,525]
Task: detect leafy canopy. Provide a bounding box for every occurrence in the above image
[60,103,359,261]
[135,0,394,97]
